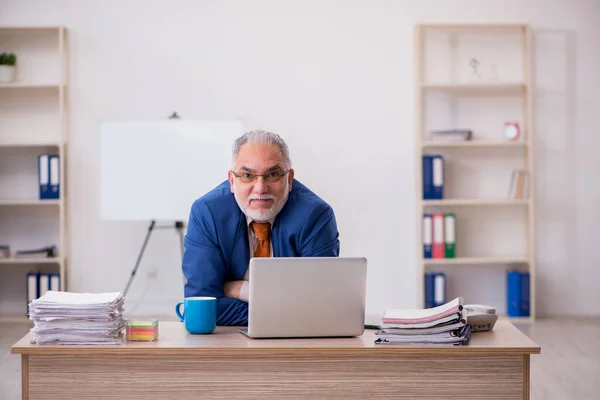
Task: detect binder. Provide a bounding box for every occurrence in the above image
[433,272,446,307]
[49,154,60,199]
[39,273,50,297]
[424,272,434,308]
[520,272,530,317]
[27,272,39,315]
[49,273,60,291]
[422,155,434,199]
[38,154,50,199]
[432,213,445,259]
[27,272,39,302]
[444,213,456,258]
[506,271,521,317]
[423,214,433,259]
[432,154,444,199]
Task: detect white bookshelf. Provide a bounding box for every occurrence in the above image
[0,257,63,265]
[423,198,529,207]
[415,24,535,321]
[423,257,529,266]
[0,200,62,206]
[0,83,62,89]
[0,26,68,321]
[421,82,525,93]
[422,140,528,148]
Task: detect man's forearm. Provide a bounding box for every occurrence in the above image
[224,280,248,302]
[238,280,249,302]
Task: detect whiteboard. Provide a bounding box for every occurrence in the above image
[100,119,244,221]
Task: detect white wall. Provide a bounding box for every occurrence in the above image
[1,0,599,317]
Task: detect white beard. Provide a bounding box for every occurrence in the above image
[233,182,290,222]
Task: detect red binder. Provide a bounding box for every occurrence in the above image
[432,213,445,259]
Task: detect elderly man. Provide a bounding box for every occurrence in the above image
[182,130,340,326]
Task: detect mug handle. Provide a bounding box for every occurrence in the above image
[175,301,185,322]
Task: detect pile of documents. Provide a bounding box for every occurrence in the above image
[375,297,470,345]
[28,291,126,345]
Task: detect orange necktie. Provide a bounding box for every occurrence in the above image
[250,221,271,258]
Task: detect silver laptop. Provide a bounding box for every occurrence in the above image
[239,257,367,338]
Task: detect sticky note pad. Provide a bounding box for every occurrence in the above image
[126,319,159,341]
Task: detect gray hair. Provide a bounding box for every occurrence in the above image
[231,129,292,169]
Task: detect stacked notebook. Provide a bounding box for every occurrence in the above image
[28,291,126,345]
[375,297,470,345]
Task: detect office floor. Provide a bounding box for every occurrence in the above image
[1,318,599,400]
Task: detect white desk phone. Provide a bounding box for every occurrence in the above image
[464,304,498,332]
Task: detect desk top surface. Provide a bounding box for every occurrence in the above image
[12,320,540,356]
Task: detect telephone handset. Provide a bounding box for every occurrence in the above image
[464,304,498,332]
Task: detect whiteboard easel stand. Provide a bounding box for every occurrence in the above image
[123,111,186,297]
[123,220,186,297]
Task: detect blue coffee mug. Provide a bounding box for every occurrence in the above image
[175,296,217,334]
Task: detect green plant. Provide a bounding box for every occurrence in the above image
[0,53,17,66]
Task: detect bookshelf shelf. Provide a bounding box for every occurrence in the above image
[415,24,535,320]
[421,82,525,93]
[0,26,64,31]
[423,257,528,266]
[0,83,62,89]
[0,257,62,265]
[0,199,61,206]
[422,198,529,207]
[421,140,528,148]
[0,142,62,148]
[0,26,68,320]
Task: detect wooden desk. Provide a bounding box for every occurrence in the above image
[12,320,540,399]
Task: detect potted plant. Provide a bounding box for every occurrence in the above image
[0,53,17,83]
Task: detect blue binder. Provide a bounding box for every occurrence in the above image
[423,213,432,258]
[432,154,444,199]
[49,154,60,199]
[422,155,434,199]
[506,271,521,317]
[520,272,530,317]
[38,154,51,199]
[424,272,434,308]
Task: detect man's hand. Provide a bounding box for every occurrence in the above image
[224,280,244,299]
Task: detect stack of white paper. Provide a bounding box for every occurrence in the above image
[28,291,126,345]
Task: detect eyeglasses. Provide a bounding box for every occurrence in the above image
[231,169,291,184]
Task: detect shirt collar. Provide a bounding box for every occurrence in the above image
[245,215,275,228]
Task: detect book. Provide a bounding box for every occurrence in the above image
[376,298,470,345]
[377,320,466,335]
[0,245,10,258]
[381,297,463,325]
[508,169,529,199]
[375,325,471,345]
[430,129,473,141]
[14,245,57,258]
[380,312,465,329]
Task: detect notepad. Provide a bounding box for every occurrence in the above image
[126,319,159,341]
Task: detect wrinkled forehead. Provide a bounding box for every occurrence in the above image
[234,143,287,170]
